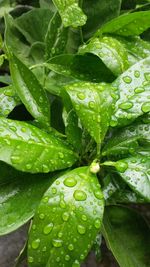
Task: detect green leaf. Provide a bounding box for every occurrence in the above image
[79,36,129,76]
[95,11,150,37]
[110,57,150,127]
[102,123,150,157]
[45,54,115,83]
[0,161,54,235]
[103,155,150,200]
[65,82,113,145]
[110,189,148,204]
[15,8,54,45]
[0,117,78,173]
[0,85,20,117]
[0,0,14,18]
[102,206,150,267]
[10,54,50,127]
[4,14,31,64]
[64,109,82,152]
[52,0,87,28]
[115,36,150,65]
[82,0,121,40]
[0,74,11,85]
[28,166,104,267]
[45,11,68,60]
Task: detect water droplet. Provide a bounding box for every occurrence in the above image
[110,120,118,127]
[65,255,70,261]
[58,152,64,159]
[77,225,86,235]
[134,87,145,94]
[77,93,85,100]
[31,239,40,249]
[60,200,66,208]
[21,127,26,133]
[72,260,80,267]
[26,164,32,170]
[141,102,150,113]
[94,219,101,229]
[144,72,150,81]
[119,102,133,110]
[39,213,45,220]
[89,101,95,109]
[134,70,140,78]
[62,212,69,222]
[56,257,60,262]
[52,239,63,248]
[116,161,128,172]
[81,215,87,221]
[123,76,132,84]
[43,223,53,235]
[64,177,77,187]
[68,244,74,251]
[42,164,49,172]
[52,187,57,194]
[94,190,103,200]
[11,155,21,164]
[28,256,34,263]
[74,190,87,201]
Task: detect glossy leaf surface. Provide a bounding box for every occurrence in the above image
[4,14,30,64]
[102,206,150,267]
[106,155,150,200]
[79,36,129,76]
[0,118,77,173]
[15,8,53,44]
[0,85,20,117]
[10,54,50,127]
[96,11,150,37]
[28,167,104,266]
[82,0,121,40]
[45,12,68,60]
[110,57,150,127]
[65,82,113,144]
[0,162,53,235]
[102,123,150,157]
[52,0,87,27]
[45,54,115,83]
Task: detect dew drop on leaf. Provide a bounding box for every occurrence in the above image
[43,223,53,235]
[72,260,80,267]
[123,76,132,83]
[119,102,133,110]
[77,224,86,235]
[94,219,101,229]
[77,93,85,100]
[31,239,40,249]
[115,161,128,172]
[52,239,63,248]
[64,177,77,187]
[141,102,150,113]
[62,212,69,222]
[68,243,74,251]
[73,190,87,201]
[65,255,70,261]
[28,256,34,263]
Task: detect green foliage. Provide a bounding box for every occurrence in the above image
[0,1,149,267]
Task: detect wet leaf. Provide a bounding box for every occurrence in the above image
[103,155,150,201]
[15,8,54,44]
[10,54,50,127]
[65,82,113,145]
[79,36,129,76]
[0,117,78,173]
[28,166,104,267]
[102,123,150,157]
[102,206,150,267]
[82,0,121,40]
[45,54,115,82]
[45,11,68,60]
[52,0,87,28]
[0,85,20,117]
[110,57,150,127]
[0,162,54,235]
[96,11,150,37]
